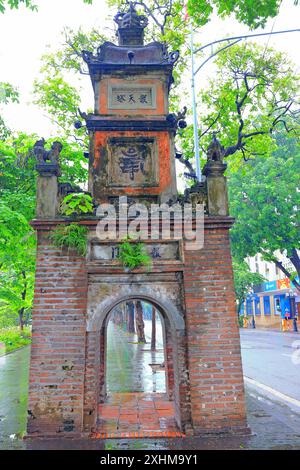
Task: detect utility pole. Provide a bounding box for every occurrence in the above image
[190,24,201,182]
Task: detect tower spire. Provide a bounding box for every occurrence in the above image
[114,2,148,46]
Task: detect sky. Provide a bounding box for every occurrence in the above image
[0,0,299,138]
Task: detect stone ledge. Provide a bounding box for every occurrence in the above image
[30,215,235,231]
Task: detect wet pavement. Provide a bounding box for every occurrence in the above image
[106,320,166,394]
[96,392,180,438]
[0,347,29,450]
[240,329,300,404]
[1,327,300,449]
[98,320,178,436]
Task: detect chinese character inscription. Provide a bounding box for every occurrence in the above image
[119,147,146,181]
[109,86,155,109]
[108,138,157,187]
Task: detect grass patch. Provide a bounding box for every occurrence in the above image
[0,326,31,356]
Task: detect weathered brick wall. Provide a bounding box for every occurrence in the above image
[27,230,88,437]
[161,315,191,432]
[164,325,175,399]
[183,221,248,434]
[27,218,247,437]
[173,331,192,433]
[82,329,101,432]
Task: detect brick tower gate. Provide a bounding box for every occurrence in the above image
[27,5,248,438]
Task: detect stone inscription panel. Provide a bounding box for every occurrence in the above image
[108,137,158,187]
[108,85,156,110]
[90,241,181,263]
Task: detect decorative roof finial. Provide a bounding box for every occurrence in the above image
[114,2,148,46]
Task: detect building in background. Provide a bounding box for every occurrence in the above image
[242,253,300,328]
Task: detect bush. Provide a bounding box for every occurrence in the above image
[118,239,152,271]
[60,193,93,216]
[49,223,88,256]
[0,326,31,356]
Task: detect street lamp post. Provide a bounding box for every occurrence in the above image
[250,292,256,329]
[190,25,201,181]
[288,290,298,333]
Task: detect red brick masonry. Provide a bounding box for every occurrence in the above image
[27,217,248,438]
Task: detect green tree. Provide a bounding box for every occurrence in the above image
[32,27,108,143]
[0,132,88,329]
[229,133,300,292]
[232,260,265,315]
[0,82,19,139]
[0,0,37,13]
[187,0,294,29]
[109,1,298,33]
[190,43,299,169]
[0,135,37,329]
[0,0,93,14]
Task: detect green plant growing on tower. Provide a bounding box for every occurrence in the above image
[118,238,152,271]
[60,193,93,216]
[49,223,88,256]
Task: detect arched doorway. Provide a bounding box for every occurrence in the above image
[96,298,182,437]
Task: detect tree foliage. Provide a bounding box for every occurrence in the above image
[0,82,19,139]
[32,27,108,143]
[0,0,93,14]
[195,43,300,168]
[229,133,300,291]
[0,135,36,329]
[233,260,265,314]
[0,133,88,329]
[187,0,284,29]
[109,0,297,34]
[0,0,37,13]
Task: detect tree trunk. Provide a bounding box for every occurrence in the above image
[151,306,156,350]
[290,248,300,292]
[121,303,126,327]
[18,308,24,331]
[237,299,243,317]
[135,300,146,343]
[127,301,135,333]
[19,271,27,332]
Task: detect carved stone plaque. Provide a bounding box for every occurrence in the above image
[90,241,181,262]
[108,137,158,187]
[108,85,156,110]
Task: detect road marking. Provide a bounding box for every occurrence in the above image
[244,376,300,409]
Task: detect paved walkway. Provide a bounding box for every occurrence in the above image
[98,320,180,437]
[95,392,181,438]
[1,328,300,449]
[106,320,166,394]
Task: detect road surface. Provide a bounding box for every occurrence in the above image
[240,329,300,409]
[1,328,300,449]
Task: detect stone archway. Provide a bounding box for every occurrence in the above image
[102,299,174,401]
[99,298,178,435]
[83,275,191,434]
